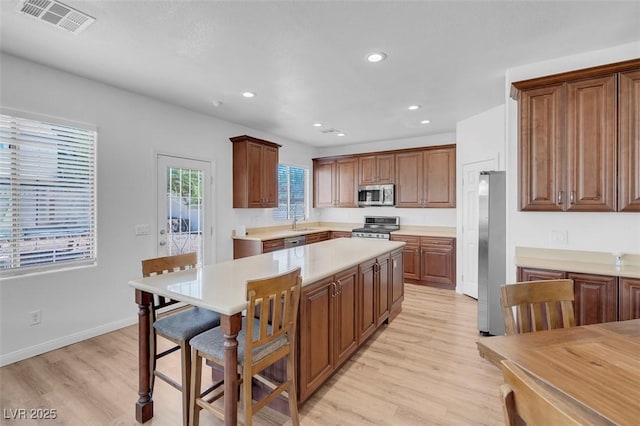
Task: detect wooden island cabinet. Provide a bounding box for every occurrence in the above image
[390,234,456,289]
[517,267,640,325]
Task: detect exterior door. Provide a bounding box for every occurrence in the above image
[461,159,496,298]
[157,154,212,264]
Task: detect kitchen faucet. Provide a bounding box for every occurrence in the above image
[292,203,304,230]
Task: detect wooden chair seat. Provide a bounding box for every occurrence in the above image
[189,267,302,426]
[500,279,575,335]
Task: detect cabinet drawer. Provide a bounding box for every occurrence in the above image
[330,231,352,239]
[420,237,453,247]
[262,239,284,252]
[307,232,330,244]
[390,235,420,246]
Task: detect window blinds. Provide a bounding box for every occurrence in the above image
[0,113,97,273]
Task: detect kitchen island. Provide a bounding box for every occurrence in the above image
[129,238,405,424]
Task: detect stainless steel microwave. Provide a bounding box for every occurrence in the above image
[357,184,395,207]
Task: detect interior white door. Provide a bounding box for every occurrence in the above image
[461,158,497,299]
[157,154,212,264]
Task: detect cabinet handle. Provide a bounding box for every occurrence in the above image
[336,279,342,295]
[331,282,337,298]
[557,191,563,205]
[570,191,575,204]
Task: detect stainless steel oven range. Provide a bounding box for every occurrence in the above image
[351,216,400,239]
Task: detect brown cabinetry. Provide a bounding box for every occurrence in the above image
[389,248,404,321]
[230,135,280,208]
[306,231,330,244]
[515,59,640,212]
[516,267,636,325]
[357,259,377,344]
[313,157,358,208]
[261,238,284,253]
[395,146,456,208]
[390,234,456,289]
[619,277,640,320]
[298,267,358,402]
[619,69,640,211]
[358,154,395,185]
[330,231,352,239]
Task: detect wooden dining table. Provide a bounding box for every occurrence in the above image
[477,319,640,425]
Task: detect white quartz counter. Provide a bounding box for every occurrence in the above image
[129,238,405,315]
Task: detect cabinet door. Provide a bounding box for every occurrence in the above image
[566,75,617,211]
[619,277,640,320]
[519,84,565,211]
[262,239,284,253]
[335,158,358,207]
[314,160,335,207]
[570,272,617,325]
[358,155,377,185]
[619,69,640,212]
[298,278,334,401]
[395,151,424,207]
[376,154,395,184]
[517,267,567,282]
[357,259,377,344]
[262,144,279,207]
[420,237,456,288]
[247,142,266,208]
[424,147,456,208]
[330,231,352,239]
[376,255,390,326]
[334,267,358,367]
[389,248,404,321]
[390,235,420,280]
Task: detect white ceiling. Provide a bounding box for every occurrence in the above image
[1,1,639,147]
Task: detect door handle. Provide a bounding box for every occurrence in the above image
[159,241,166,246]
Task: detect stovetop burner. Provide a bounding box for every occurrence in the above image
[351,216,400,239]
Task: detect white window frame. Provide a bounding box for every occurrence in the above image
[0,109,98,277]
[273,164,309,222]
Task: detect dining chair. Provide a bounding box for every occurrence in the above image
[500,279,575,335]
[142,252,221,426]
[189,267,302,426]
[500,359,601,425]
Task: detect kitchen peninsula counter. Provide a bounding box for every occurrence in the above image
[129,238,405,423]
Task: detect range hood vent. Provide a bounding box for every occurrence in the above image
[16,0,95,34]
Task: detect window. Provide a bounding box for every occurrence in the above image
[0,112,97,274]
[273,164,308,222]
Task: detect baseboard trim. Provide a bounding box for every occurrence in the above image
[0,316,137,367]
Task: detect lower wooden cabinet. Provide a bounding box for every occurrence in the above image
[390,234,456,289]
[298,252,404,403]
[330,231,352,239]
[298,267,358,402]
[306,231,330,244]
[516,267,638,325]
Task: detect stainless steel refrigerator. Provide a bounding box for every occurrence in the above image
[477,171,506,336]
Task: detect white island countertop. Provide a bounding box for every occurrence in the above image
[129,238,405,315]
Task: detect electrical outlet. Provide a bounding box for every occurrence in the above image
[135,224,150,236]
[29,310,41,326]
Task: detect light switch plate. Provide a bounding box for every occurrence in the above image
[135,224,150,236]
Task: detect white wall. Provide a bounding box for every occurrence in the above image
[455,105,506,292]
[315,133,458,227]
[504,41,640,282]
[0,53,317,365]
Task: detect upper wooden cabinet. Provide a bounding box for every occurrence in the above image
[619,69,640,212]
[514,59,640,212]
[230,135,280,208]
[395,146,456,208]
[358,153,395,185]
[313,157,358,208]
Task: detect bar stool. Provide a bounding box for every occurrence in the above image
[142,252,221,426]
[189,267,302,426]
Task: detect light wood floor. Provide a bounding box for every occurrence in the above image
[0,285,504,425]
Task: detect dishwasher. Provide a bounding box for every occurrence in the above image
[284,235,306,248]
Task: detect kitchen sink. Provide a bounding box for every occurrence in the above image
[293,228,316,232]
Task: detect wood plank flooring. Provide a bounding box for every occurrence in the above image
[0,285,504,425]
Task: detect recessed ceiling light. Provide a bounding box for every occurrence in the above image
[408,105,421,110]
[337,133,345,137]
[366,52,387,63]
[313,123,322,127]
[420,119,431,124]
[242,91,256,98]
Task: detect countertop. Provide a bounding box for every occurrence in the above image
[232,222,456,241]
[129,238,405,315]
[515,247,640,279]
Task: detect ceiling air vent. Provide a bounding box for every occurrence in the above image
[15,0,95,34]
[320,128,340,134]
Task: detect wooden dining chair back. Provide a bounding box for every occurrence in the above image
[500,359,609,425]
[141,252,220,426]
[500,279,575,335]
[189,267,302,426]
